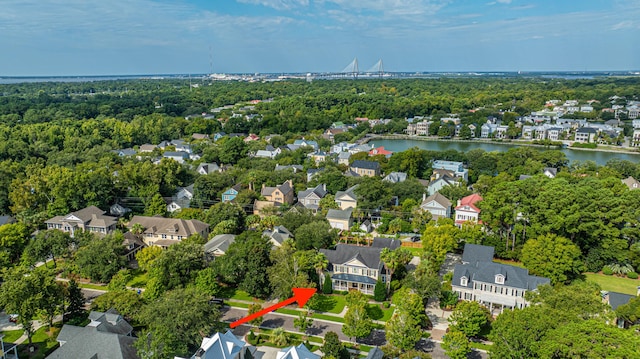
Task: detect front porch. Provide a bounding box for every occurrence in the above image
[331,273,376,295]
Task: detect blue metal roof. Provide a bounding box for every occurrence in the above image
[332,273,377,285]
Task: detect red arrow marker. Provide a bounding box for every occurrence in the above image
[229,288,317,328]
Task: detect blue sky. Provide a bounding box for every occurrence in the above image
[1,0,639,75]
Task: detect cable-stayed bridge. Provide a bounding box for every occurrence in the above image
[312,58,391,79]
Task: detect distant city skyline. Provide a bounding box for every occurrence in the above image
[2,0,639,76]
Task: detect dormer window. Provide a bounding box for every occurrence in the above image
[460,276,468,286]
[495,274,505,284]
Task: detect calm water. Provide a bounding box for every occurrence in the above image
[371,139,640,166]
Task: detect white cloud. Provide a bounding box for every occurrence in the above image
[497,0,512,4]
[236,0,309,11]
[610,20,634,31]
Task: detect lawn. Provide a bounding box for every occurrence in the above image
[218,287,263,302]
[308,294,346,314]
[492,258,526,268]
[17,325,60,359]
[584,273,640,295]
[76,282,108,291]
[1,329,24,343]
[126,269,148,288]
[405,246,423,256]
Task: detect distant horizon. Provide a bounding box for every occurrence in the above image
[2,69,640,79]
[2,1,639,76]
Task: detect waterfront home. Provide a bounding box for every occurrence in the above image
[454,193,483,227]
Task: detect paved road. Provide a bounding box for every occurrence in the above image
[219,306,473,358]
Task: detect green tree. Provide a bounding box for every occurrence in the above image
[421,218,459,271]
[107,269,131,291]
[205,202,246,234]
[268,242,314,300]
[373,278,386,301]
[270,327,290,346]
[195,266,221,297]
[22,229,72,268]
[441,329,471,359]
[144,193,167,216]
[521,233,585,285]
[322,331,349,359]
[459,124,472,140]
[405,259,441,305]
[135,245,163,272]
[323,273,333,294]
[385,288,425,351]
[0,267,62,347]
[447,300,491,338]
[526,281,609,322]
[354,177,392,211]
[293,309,313,336]
[74,233,127,283]
[144,241,205,299]
[380,247,412,292]
[342,291,373,343]
[294,221,338,250]
[219,137,248,165]
[538,320,640,359]
[0,222,30,265]
[91,290,143,321]
[135,287,221,359]
[489,306,555,359]
[312,252,329,287]
[247,302,264,328]
[65,279,86,320]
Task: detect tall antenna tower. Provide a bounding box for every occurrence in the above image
[209,45,213,75]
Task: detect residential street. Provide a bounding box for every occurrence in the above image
[219,306,487,359]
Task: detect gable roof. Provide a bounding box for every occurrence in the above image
[335,185,358,201]
[321,239,400,269]
[277,344,319,359]
[193,330,246,359]
[421,192,452,209]
[197,162,220,174]
[204,234,236,254]
[351,160,380,171]
[50,310,138,359]
[622,176,640,190]
[298,184,328,201]
[456,193,483,211]
[383,172,407,183]
[366,347,384,359]
[263,225,293,246]
[326,208,353,221]
[371,237,401,250]
[462,243,495,264]
[453,260,550,292]
[127,216,209,238]
[604,291,635,310]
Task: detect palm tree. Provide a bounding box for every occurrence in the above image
[380,248,412,293]
[271,327,289,346]
[131,223,145,239]
[312,252,329,287]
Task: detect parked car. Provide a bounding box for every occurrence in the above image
[8,314,18,323]
[208,298,224,306]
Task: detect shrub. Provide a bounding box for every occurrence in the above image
[627,272,638,279]
[374,279,386,302]
[323,274,333,294]
[602,266,614,276]
[383,301,391,308]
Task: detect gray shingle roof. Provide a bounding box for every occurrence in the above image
[320,239,400,270]
[326,208,353,221]
[462,243,494,264]
[204,234,236,254]
[351,160,380,170]
[605,291,634,310]
[371,237,401,250]
[453,258,550,291]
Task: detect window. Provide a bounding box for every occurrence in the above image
[460,276,468,286]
